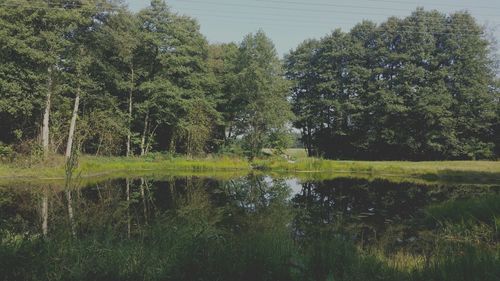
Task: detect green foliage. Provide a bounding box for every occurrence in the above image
[174,100,220,156]
[425,194,500,225]
[268,129,294,155]
[0,0,228,157]
[286,9,499,160]
[0,143,13,161]
[230,30,294,159]
[3,3,495,163]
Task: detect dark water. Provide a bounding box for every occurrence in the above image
[2,175,499,248]
[1,175,500,280]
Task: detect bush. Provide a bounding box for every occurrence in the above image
[0,143,14,162]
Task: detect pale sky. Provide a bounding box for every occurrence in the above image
[126,0,500,57]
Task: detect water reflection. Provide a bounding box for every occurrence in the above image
[1,175,500,280]
[1,176,498,245]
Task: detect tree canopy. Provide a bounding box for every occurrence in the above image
[286,9,499,160]
[0,3,498,160]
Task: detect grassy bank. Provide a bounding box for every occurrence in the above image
[0,154,499,183]
[256,157,500,183]
[0,155,251,180]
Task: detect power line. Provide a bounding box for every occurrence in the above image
[175,5,493,21]
[174,5,500,33]
[192,14,494,36]
[252,0,494,13]
[176,6,500,28]
[169,0,500,19]
[0,2,497,34]
[1,1,498,25]
[253,0,500,11]
[0,2,123,11]
[255,0,423,13]
[2,0,500,20]
[187,10,496,32]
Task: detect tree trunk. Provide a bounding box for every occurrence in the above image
[96,138,103,156]
[140,111,149,156]
[305,126,313,157]
[42,67,52,157]
[145,124,158,155]
[126,67,134,157]
[65,87,80,158]
[65,82,78,237]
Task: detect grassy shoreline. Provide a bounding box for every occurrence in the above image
[256,158,500,183]
[1,155,500,184]
[0,156,250,179]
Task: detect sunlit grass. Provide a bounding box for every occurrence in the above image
[0,152,499,184]
[0,155,251,181]
[373,250,426,273]
[254,157,500,183]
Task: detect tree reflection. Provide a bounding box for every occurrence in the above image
[292,178,499,251]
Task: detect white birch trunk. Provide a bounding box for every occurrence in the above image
[65,88,80,158]
[126,67,134,157]
[42,67,52,157]
[140,111,149,156]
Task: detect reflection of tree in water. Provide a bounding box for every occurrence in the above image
[3,176,498,253]
[292,178,499,249]
[4,176,288,238]
[216,175,291,212]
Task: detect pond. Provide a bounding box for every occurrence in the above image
[1,173,500,281]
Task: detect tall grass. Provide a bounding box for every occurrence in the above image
[3,227,498,281]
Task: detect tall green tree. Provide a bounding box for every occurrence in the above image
[93,7,140,156]
[0,0,80,156]
[208,43,239,144]
[233,30,293,158]
[136,0,218,155]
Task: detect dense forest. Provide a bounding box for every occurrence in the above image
[0,0,499,160]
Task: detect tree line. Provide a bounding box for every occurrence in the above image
[0,1,498,160]
[287,8,500,160]
[0,0,291,159]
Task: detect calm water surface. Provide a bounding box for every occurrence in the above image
[1,174,500,280]
[2,175,498,248]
